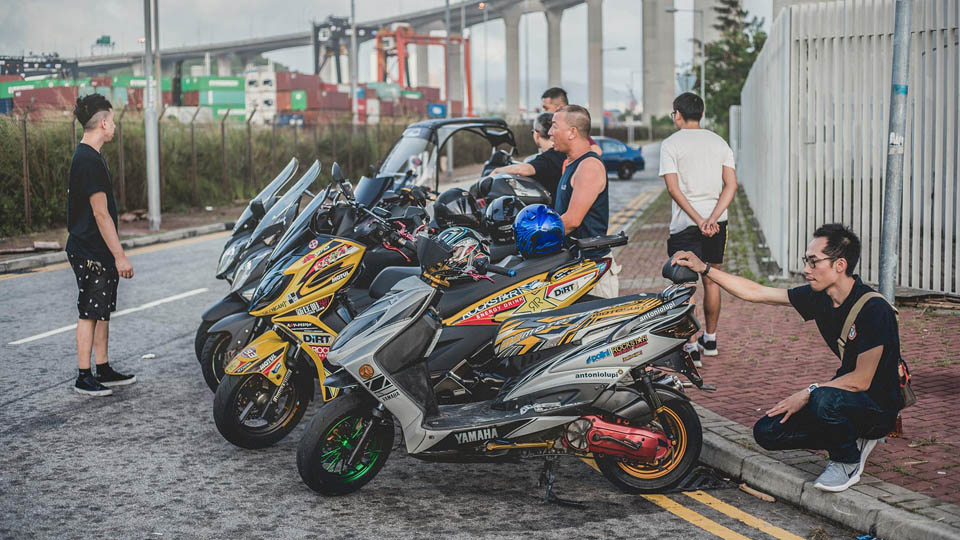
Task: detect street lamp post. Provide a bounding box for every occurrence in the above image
[599,46,626,136]
[666,8,705,112]
[480,2,488,114]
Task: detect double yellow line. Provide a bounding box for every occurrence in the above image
[608,190,659,234]
[642,490,805,540]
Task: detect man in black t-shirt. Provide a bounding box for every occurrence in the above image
[67,94,136,397]
[492,112,564,199]
[671,223,902,493]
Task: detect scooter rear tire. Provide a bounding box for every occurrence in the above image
[596,396,702,493]
[297,391,394,496]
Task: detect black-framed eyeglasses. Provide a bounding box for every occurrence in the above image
[801,255,836,269]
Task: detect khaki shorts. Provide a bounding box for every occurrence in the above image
[592,256,621,299]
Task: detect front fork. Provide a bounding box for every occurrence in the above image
[346,404,387,468]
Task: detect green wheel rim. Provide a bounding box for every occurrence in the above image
[320,415,382,482]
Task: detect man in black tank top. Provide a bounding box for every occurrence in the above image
[548,105,620,298]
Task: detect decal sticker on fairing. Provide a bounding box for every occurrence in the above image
[612,335,648,357]
[575,370,622,380]
[454,427,499,444]
[586,350,611,364]
[302,333,332,345]
[295,298,331,316]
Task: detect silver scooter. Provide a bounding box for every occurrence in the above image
[297,235,713,500]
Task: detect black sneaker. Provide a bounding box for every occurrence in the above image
[96,366,137,387]
[75,373,113,396]
[698,335,718,357]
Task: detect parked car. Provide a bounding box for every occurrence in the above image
[595,136,645,179]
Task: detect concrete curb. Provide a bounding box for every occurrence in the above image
[693,403,960,540]
[0,222,230,274]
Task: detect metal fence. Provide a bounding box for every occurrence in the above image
[736,0,959,294]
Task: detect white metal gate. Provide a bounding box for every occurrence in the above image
[737,0,959,294]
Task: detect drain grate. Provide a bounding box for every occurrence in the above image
[666,466,732,493]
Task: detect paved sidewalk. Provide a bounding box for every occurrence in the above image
[616,187,960,539]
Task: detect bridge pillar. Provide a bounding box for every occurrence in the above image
[502,4,523,122]
[544,7,563,89]
[414,21,443,88]
[586,0,603,127]
[642,0,676,121]
[216,55,232,77]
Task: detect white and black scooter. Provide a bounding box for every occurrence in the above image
[296,234,713,500]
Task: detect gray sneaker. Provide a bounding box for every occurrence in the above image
[813,461,861,492]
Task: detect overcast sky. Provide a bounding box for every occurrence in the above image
[1,0,772,111]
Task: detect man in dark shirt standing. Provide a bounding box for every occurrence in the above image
[491,112,564,199]
[671,223,903,492]
[67,94,136,396]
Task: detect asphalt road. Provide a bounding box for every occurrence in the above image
[0,150,855,539]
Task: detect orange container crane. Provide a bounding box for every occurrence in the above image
[375,25,474,117]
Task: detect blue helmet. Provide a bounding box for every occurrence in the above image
[514,204,564,258]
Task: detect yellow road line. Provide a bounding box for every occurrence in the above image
[0,230,231,282]
[683,491,805,540]
[641,494,754,540]
[609,192,655,233]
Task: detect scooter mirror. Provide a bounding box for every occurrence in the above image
[249,198,266,219]
[331,162,344,183]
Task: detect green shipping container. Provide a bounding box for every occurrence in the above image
[199,89,245,106]
[290,90,307,111]
[181,76,243,91]
[112,76,172,91]
[211,106,246,123]
[0,81,39,99]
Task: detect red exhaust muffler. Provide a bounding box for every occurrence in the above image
[563,415,670,462]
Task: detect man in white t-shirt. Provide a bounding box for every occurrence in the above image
[659,92,738,366]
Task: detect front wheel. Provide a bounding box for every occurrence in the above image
[596,396,702,493]
[213,373,313,449]
[298,391,394,496]
[618,163,635,180]
[195,320,214,361]
[199,332,237,392]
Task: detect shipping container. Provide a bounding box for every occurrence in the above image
[212,106,246,123]
[12,86,78,108]
[415,86,441,101]
[275,72,321,91]
[0,81,39,99]
[245,72,260,90]
[275,112,304,126]
[306,90,350,110]
[0,98,13,114]
[183,91,199,106]
[290,90,307,111]
[379,101,394,117]
[112,76,172,91]
[258,72,275,89]
[90,76,112,87]
[366,98,380,116]
[199,89,245,106]
[0,75,23,83]
[111,86,129,106]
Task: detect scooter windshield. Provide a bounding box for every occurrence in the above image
[246,160,321,250]
[232,157,299,234]
[353,176,393,208]
[267,182,335,265]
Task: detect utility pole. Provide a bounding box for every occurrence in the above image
[350,0,358,130]
[445,0,453,180]
[143,0,161,230]
[153,0,162,128]
[482,3,488,114]
[878,0,913,301]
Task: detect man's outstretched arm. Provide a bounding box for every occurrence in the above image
[671,250,789,305]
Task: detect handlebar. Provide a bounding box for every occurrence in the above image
[487,264,515,277]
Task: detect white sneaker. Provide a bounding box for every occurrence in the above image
[813,461,861,492]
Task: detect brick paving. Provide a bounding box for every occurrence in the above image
[617,188,960,507]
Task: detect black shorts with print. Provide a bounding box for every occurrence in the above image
[67,253,119,321]
[667,221,728,264]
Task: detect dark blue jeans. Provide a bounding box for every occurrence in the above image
[753,387,896,463]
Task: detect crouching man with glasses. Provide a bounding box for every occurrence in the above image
[671,223,904,492]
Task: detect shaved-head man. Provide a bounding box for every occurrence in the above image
[540,87,602,156]
[549,105,620,298]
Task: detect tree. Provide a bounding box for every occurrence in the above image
[690,0,766,140]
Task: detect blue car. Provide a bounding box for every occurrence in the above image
[595,136,645,179]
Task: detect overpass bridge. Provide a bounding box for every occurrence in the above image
[74,0,721,121]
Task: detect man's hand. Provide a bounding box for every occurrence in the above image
[699,218,719,237]
[671,250,708,274]
[115,254,134,279]
[766,389,810,424]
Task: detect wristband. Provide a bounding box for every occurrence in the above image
[807,383,819,394]
[700,262,711,278]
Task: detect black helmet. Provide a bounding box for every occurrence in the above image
[434,188,482,230]
[484,196,526,244]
